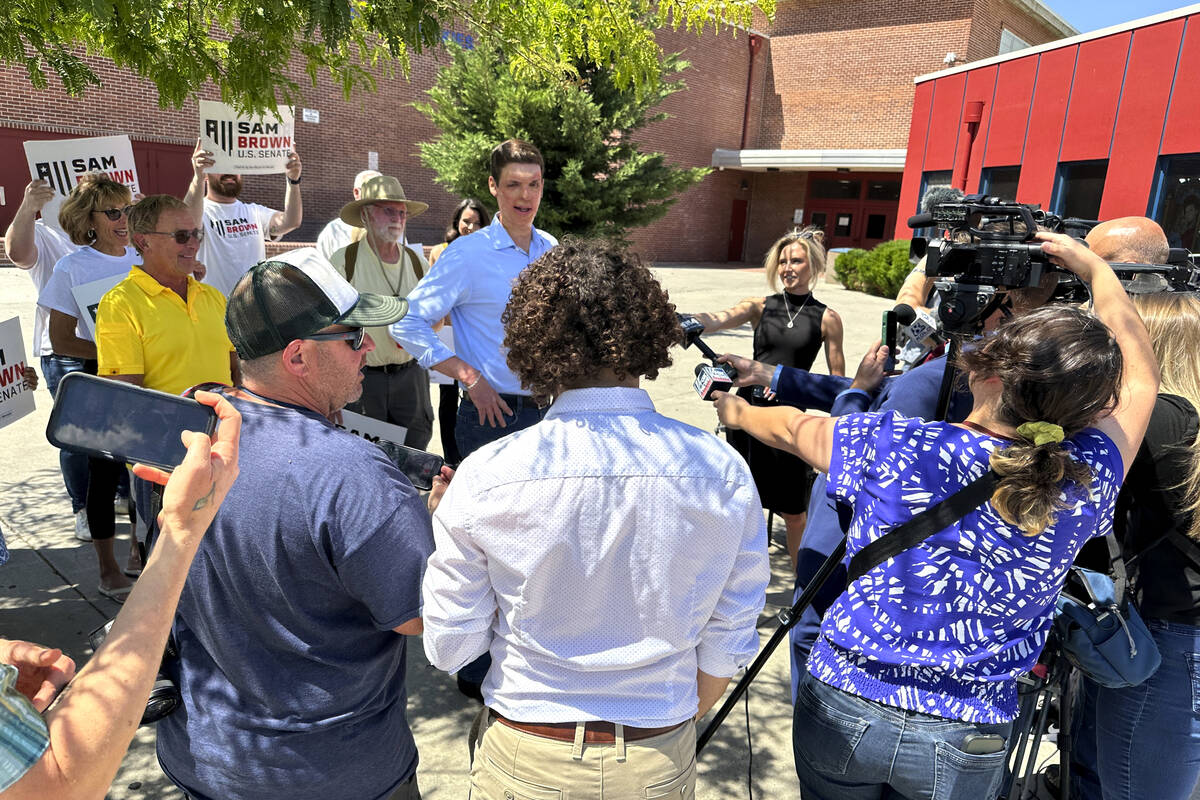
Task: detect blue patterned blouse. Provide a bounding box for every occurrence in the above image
[807,411,1123,724]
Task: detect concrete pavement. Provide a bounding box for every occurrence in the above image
[0,262,894,799]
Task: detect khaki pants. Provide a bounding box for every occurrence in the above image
[470,713,696,799]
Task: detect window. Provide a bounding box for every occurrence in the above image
[1052,161,1108,220]
[980,166,1021,202]
[812,178,861,200]
[834,214,854,237]
[999,29,1029,55]
[1150,154,1200,251]
[917,170,953,213]
[866,214,888,239]
[866,180,901,201]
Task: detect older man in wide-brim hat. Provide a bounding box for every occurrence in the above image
[328,175,436,450]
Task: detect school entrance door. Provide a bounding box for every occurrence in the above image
[803,173,902,250]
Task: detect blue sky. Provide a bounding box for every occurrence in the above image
[1046,1,1196,33]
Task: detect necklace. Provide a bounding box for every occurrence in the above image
[782,292,810,329]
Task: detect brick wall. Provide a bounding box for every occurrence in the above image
[966,0,1069,62]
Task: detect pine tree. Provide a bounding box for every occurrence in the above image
[416,40,710,241]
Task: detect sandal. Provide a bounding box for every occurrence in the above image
[98,584,134,604]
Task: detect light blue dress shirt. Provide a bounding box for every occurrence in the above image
[389,217,557,397]
[421,386,770,726]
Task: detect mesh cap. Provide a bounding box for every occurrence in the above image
[225,247,408,360]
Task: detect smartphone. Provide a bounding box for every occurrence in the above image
[46,372,217,470]
[881,309,898,373]
[962,733,1006,755]
[375,440,445,491]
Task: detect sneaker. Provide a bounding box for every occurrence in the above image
[114,495,131,515]
[74,510,92,542]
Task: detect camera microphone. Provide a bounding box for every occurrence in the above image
[907,212,934,229]
[694,362,734,400]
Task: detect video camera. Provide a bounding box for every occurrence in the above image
[907,195,1090,333]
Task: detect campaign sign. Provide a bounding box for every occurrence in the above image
[0,318,36,430]
[23,135,140,232]
[71,273,127,340]
[338,410,408,447]
[199,101,295,175]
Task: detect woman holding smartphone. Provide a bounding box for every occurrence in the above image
[714,233,1158,800]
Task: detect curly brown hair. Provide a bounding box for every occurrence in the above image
[503,237,681,403]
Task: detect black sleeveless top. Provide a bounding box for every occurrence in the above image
[753,292,827,370]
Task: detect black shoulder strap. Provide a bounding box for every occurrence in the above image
[846,470,998,585]
[345,239,360,283]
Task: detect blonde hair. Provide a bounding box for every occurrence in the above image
[1132,292,1200,540]
[763,227,827,292]
[57,173,132,246]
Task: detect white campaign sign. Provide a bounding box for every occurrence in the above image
[199,101,295,175]
[70,274,126,340]
[23,135,140,233]
[0,318,36,430]
[338,410,407,446]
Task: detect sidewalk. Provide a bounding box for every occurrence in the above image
[0,263,894,798]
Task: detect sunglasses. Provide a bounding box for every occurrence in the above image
[93,206,133,221]
[300,328,367,350]
[144,229,205,244]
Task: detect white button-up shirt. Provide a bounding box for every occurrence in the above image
[421,386,769,726]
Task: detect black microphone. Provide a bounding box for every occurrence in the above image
[693,362,733,400]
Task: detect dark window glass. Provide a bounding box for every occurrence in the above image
[981,166,1021,201]
[866,214,887,239]
[810,212,827,229]
[835,213,854,237]
[1153,155,1200,251]
[1054,161,1108,220]
[812,179,861,199]
[917,170,953,212]
[867,181,902,201]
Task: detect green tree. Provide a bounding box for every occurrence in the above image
[415,39,710,241]
[2,0,772,112]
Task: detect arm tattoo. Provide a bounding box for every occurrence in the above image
[192,482,217,511]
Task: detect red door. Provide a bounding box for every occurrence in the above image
[728,199,749,261]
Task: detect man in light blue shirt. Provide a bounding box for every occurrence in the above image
[422,238,768,799]
[390,139,557,460]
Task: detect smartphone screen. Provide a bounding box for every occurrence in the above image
[375,440,444,491]
[46,373,217,470]
[881,310,897,372]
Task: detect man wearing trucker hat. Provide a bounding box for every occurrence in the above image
[155,249,434,800]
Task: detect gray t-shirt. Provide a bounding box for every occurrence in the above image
[157,393,433,800]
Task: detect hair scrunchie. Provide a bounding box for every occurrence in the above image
[1016,421,1065,446]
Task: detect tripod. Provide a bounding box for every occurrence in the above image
[1004,640,1077,800]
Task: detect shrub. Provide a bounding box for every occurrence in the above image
[857,240,914,298]
[832,248,869,291]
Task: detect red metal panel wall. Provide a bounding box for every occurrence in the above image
[963,65,998,192]
[1059,33,1131,163]
[1162,17,1200,155]
[1016,47,1078,206]
[894,81,935,238]
[982,56,1039,168]
[1100,20,1185,219]
[922,73,968,172]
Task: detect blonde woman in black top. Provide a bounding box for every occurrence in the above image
[689,228,844,563]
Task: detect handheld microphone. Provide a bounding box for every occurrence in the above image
[694,363,734,400]
[893,303,942,370]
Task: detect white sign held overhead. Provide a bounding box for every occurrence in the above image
[23,136,140,233]
[71,273,127,340]
[0,318,36,430]
[199,101,296,175]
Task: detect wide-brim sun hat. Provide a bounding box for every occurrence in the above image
[340,175,429,227]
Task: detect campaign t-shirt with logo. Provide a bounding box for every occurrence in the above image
[38,245,141,341]
[23,222,76,356]
[199,198,277,297]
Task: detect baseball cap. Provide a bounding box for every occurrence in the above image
[225,247,408,360]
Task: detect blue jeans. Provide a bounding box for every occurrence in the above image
[1071,619,1200,800]
[41,355,91,513]
[454,392,545,460]
[793,672,1013,800]
[453,391,545,688]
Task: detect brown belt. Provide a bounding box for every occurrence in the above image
[492,712,685,744]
